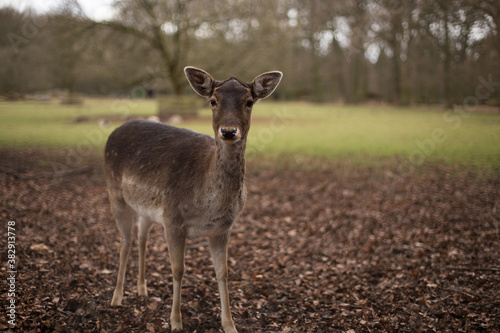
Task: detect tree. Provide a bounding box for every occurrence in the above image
[89,0,225,95]
[372,0,416,104]
[474,0,500,109]
[50,2,89,100]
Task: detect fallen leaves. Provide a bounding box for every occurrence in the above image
[0,150,499,332]
[29,243,50,252]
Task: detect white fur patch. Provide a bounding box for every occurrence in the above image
[134,205,164,224]
[122,177,164,224]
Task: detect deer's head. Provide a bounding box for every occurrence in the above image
[185,66,282,144]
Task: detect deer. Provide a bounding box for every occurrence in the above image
[104,66,282,333]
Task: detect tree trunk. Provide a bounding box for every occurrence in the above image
[495,15,500,111]
[170,65,184,96]
[311,48,323,103]
[391,38,402,105]
[443,9,453,109]
[389,8,402,105]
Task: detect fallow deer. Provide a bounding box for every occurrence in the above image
[104,66,282,332]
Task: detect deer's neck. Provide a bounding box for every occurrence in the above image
[211,140,246,194]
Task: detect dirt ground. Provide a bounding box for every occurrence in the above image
[1,149,499,332]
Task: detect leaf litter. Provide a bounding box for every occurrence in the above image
[0,150,499,332]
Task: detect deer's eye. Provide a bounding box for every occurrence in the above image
[210,100,217,107]
[246,100,254,108]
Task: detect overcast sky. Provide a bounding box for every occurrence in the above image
[1,0,116,20]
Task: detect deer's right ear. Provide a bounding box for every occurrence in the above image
[184,66,214,98]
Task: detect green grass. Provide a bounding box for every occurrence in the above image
[0,99,157,148]
[245,103,500,170]
[1,98,499,171]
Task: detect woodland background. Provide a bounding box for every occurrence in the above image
[1,0,499,108]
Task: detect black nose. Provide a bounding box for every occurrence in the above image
[221,127,238,139]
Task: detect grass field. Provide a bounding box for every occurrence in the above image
[0,98,499,172]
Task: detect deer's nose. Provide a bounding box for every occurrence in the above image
[220,127,238,140]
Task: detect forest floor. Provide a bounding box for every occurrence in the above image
[1,149,499,332]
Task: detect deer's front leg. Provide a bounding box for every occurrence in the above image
[165,227,187,331]
[208,232,238,333]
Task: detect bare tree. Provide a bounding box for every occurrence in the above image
[1,0,498,106]
[89,0,230,95]
[473,0,500,109]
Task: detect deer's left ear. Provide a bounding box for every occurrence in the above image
[185,66,215,97]
[252,71,283,100]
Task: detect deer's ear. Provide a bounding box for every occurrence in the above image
[252,71,283,100]
[184,66,214,97]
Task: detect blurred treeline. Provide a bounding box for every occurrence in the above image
[1,0,499,106]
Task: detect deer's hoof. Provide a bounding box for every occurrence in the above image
[171,312,183,331]
[171,322,183,332]
[137,282,148,297]
[110,289,123,306]
[222,319,238,333]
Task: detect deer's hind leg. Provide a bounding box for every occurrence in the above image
[110,199,137,306]
[137,216,154,297]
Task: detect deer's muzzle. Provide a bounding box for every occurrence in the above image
[219,127,240,142]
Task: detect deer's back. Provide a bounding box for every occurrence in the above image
[104,120,215,207]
